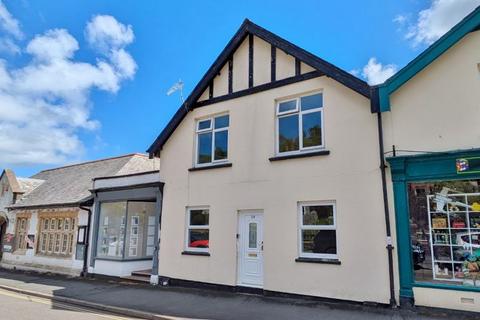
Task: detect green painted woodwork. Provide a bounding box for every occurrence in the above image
[387,148,480,300]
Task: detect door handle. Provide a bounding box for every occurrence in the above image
[261,241,263,251]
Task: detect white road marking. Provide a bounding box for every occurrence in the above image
[0,288,140,320]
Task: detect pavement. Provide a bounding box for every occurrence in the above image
[0,269,473,320]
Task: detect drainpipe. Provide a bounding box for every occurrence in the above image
[79,205,92,277]
[377,111,397,307]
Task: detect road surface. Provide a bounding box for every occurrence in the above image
[0,288,142,320]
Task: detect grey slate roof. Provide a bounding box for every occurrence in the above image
[11,154,158,209]
[17,178,44,194]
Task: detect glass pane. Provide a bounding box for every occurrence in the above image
[302,230,337,255]
[302,112,322,148]
[214,130,228,160]
[197,132,212,164]
[249,223,257,249]
[278,114,299,153]
[408,180,480,286]
[198,119,211,131]
[214,115,229,129]
[188,229,209,248]
[301,93,323,110]
[125,201,156,258]
[96,202,127,258]
[190,209,209,226]
[303,205,334,226]
[278,100,297,113]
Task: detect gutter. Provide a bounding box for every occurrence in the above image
[377,111,397,307]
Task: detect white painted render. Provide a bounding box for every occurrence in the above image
[157,74,392,303]
[383,30,480,310]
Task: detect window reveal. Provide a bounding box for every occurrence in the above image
[186,208,209,252]
[196,114,229,165]
[277,93,324,154]
[37,214,76,257]
[298,202,337,259]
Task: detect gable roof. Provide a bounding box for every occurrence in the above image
[0,169,22,194]
[372,5,480,113]
[147,19,370,155]
[10,153,158,209]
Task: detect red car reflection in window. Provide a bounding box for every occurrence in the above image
[190,240,209,248]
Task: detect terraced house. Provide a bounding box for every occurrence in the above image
[147,19,391,305]
[147,7,480,313]
[0,154,159,275]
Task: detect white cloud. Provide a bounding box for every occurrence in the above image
[85,15,137,81]
[85,15,134,52]
[0,10,137,167]
[0,37,20,54]
[361,58,397,85]
[0,1,23,39]
[393,14,407,25]
[405,0,480,46]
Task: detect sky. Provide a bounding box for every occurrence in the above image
[0,0,479,177]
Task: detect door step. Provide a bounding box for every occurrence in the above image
[121,275,150,283]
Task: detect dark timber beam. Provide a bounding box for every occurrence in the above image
[271,45,276,82]
[228,57,233,94]
[248,33,254,88]
[295,58,301,76]
[209,80,214,99]
[195,71,323,108]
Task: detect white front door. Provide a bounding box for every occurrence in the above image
[237,212,263,288]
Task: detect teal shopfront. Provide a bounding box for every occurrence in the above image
[388,148,480,304]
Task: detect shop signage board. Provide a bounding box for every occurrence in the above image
[456,157,480,174]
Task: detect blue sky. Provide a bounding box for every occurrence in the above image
[1,0,479,177]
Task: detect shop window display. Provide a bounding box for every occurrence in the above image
[409,179,480,287]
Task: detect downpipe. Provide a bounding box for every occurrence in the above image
[377,112,397,307]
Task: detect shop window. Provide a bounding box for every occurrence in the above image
[15,217,29,251]
[276,93,324,155]
[195,114,229,165]
[185,207,209,252]
[298,202,337,259]
[37,214,76,257]
[409,180,480,287]
[96,201,156,260]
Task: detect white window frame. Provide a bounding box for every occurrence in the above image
[276,92,325,156]
[195,113,229,167]
[298,201,337,259]
[185,206,210,253]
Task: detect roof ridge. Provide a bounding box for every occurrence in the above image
[34,153,149,175]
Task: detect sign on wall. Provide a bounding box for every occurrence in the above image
[3,233,14,253]
[26,234,35,249]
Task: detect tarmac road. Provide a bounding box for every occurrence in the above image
[0,288,143,320]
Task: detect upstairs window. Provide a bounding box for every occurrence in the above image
[196,114,229,165]
[276,93,324,154]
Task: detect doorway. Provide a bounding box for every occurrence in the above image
[237,211,263,288]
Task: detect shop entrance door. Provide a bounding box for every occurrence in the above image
[237,212,263,288]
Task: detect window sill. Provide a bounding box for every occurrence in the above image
[295,257,341,265]
[188,163,232,171]
[182,251,210,256]
[269,150,330,162]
